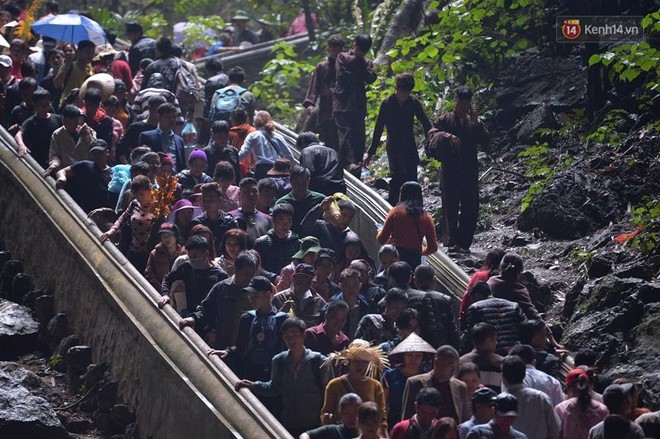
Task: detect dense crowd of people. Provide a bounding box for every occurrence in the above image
[2,2,659,437]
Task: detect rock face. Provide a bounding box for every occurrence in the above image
[563,276,660,407]
[0,300,39,360]
[0,362,68,439]
[517,172,625,239]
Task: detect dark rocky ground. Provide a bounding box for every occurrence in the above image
[369,53,660,407]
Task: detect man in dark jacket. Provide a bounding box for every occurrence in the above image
[126,22,156,76]
[138,103,186,172]
[432,86,490,252]
[300,197,356,253]
[253,203,300,275]
[461,281,527,355]
[141,37,179,93]
[364,72,432,204]
[332,34,377,169]
[298,131,346,196]
[180,251,256,349]
[303,34,345,151]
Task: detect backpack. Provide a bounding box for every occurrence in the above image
[424,127,453,162]
[175,59,203,112]
[210,85,247,122]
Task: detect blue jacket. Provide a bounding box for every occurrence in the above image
[137,128,186,172]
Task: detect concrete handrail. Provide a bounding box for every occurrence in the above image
[0,127,292,439]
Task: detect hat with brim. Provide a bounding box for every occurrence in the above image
[158,222,180,237]
[494,393,518,417]
[389,333,436,360]
[267,158,291,176]
[293,236,321,260]
[324,339,390,378]
[80,73,115,101]
[89,139,109,153]
[243,276,272,294]
[231,10,251,21]
[93,46,120,61]
[166,199,203,223]
[257,18,276,26]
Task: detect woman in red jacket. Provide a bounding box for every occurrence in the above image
[377,181,437,270]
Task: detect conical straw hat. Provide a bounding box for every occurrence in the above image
[389,333,436,357]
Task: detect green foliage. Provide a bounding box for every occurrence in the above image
[87,8,143,35]
[250,41,317,125]
[572,247,595,275]
[180,16,226,55]
[48,355,63,368]
[587,12,660,112]
[628,197,660,254]
[517,142,573,212]
[384,0,545,107]
[584,109,632,148]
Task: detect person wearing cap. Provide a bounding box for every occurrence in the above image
[55,139,113,213]
[459,323,504,391]
[466,393,527,438]
[506,345,564,407]
[459,388,498,439]
[204,120,240,185]
[297,131,346,196]
[208,275,287,380]
[54,39,96,107]
[166,198,201,244]
[311,248,340,301]
[302,35,345,152]
[126,22,156,76]
[402,345,470,425]
[302,393,362,439]
[180,251,255,348]
[236,317,330,436]
[276,236,321,291]
[383,332,437,429]
[321,341,389,436]
[45,104,96,177]
[276,165,325,235]
[138,102,187,172]
[587,384,645,439]
[28,36,57,82]
[230,10,258,46]
[356,288,407,345]
[265,158,292,198]
[273,262,326,327]
[500,355,560,439]
[390,387,443,439]
[145,222,186,289]
[329,268,377,340]
[176,148,212,192]
[555,369,607,439]
[304,299,350,356]
[253,203,300,275]
[228,177,273,248]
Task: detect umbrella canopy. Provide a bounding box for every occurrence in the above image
[31,14,106,46]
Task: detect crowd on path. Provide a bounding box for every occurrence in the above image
[2,2,660,438]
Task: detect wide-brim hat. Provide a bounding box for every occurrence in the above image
[93,45,120,61]
[324,339,389,378]
[267,158,291,176]
[293,236,321,260]
[389,333,436,359]
[79,73,115,101]
[231,10,251,21]
[166,199,203,223]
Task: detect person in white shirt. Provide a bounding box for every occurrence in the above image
[506,344,565,407]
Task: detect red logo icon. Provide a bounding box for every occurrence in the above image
[562,19,581,40]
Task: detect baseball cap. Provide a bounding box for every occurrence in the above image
[293,263,315,278]
[494,393,518,417]
[0,55,13,68]
[89,139,108,153]
[472,387,497,406]
[314,248,336,265]
[243,276,272,294]
[293,236,321,260]
[158,222,179,238]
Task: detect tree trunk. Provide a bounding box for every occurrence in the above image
[301,0,316,42]
[374,0,425,66]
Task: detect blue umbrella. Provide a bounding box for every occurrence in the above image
[31,13,106,46]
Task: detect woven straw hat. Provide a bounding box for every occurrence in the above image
[389,333,436,358]
[324,339,389,378]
